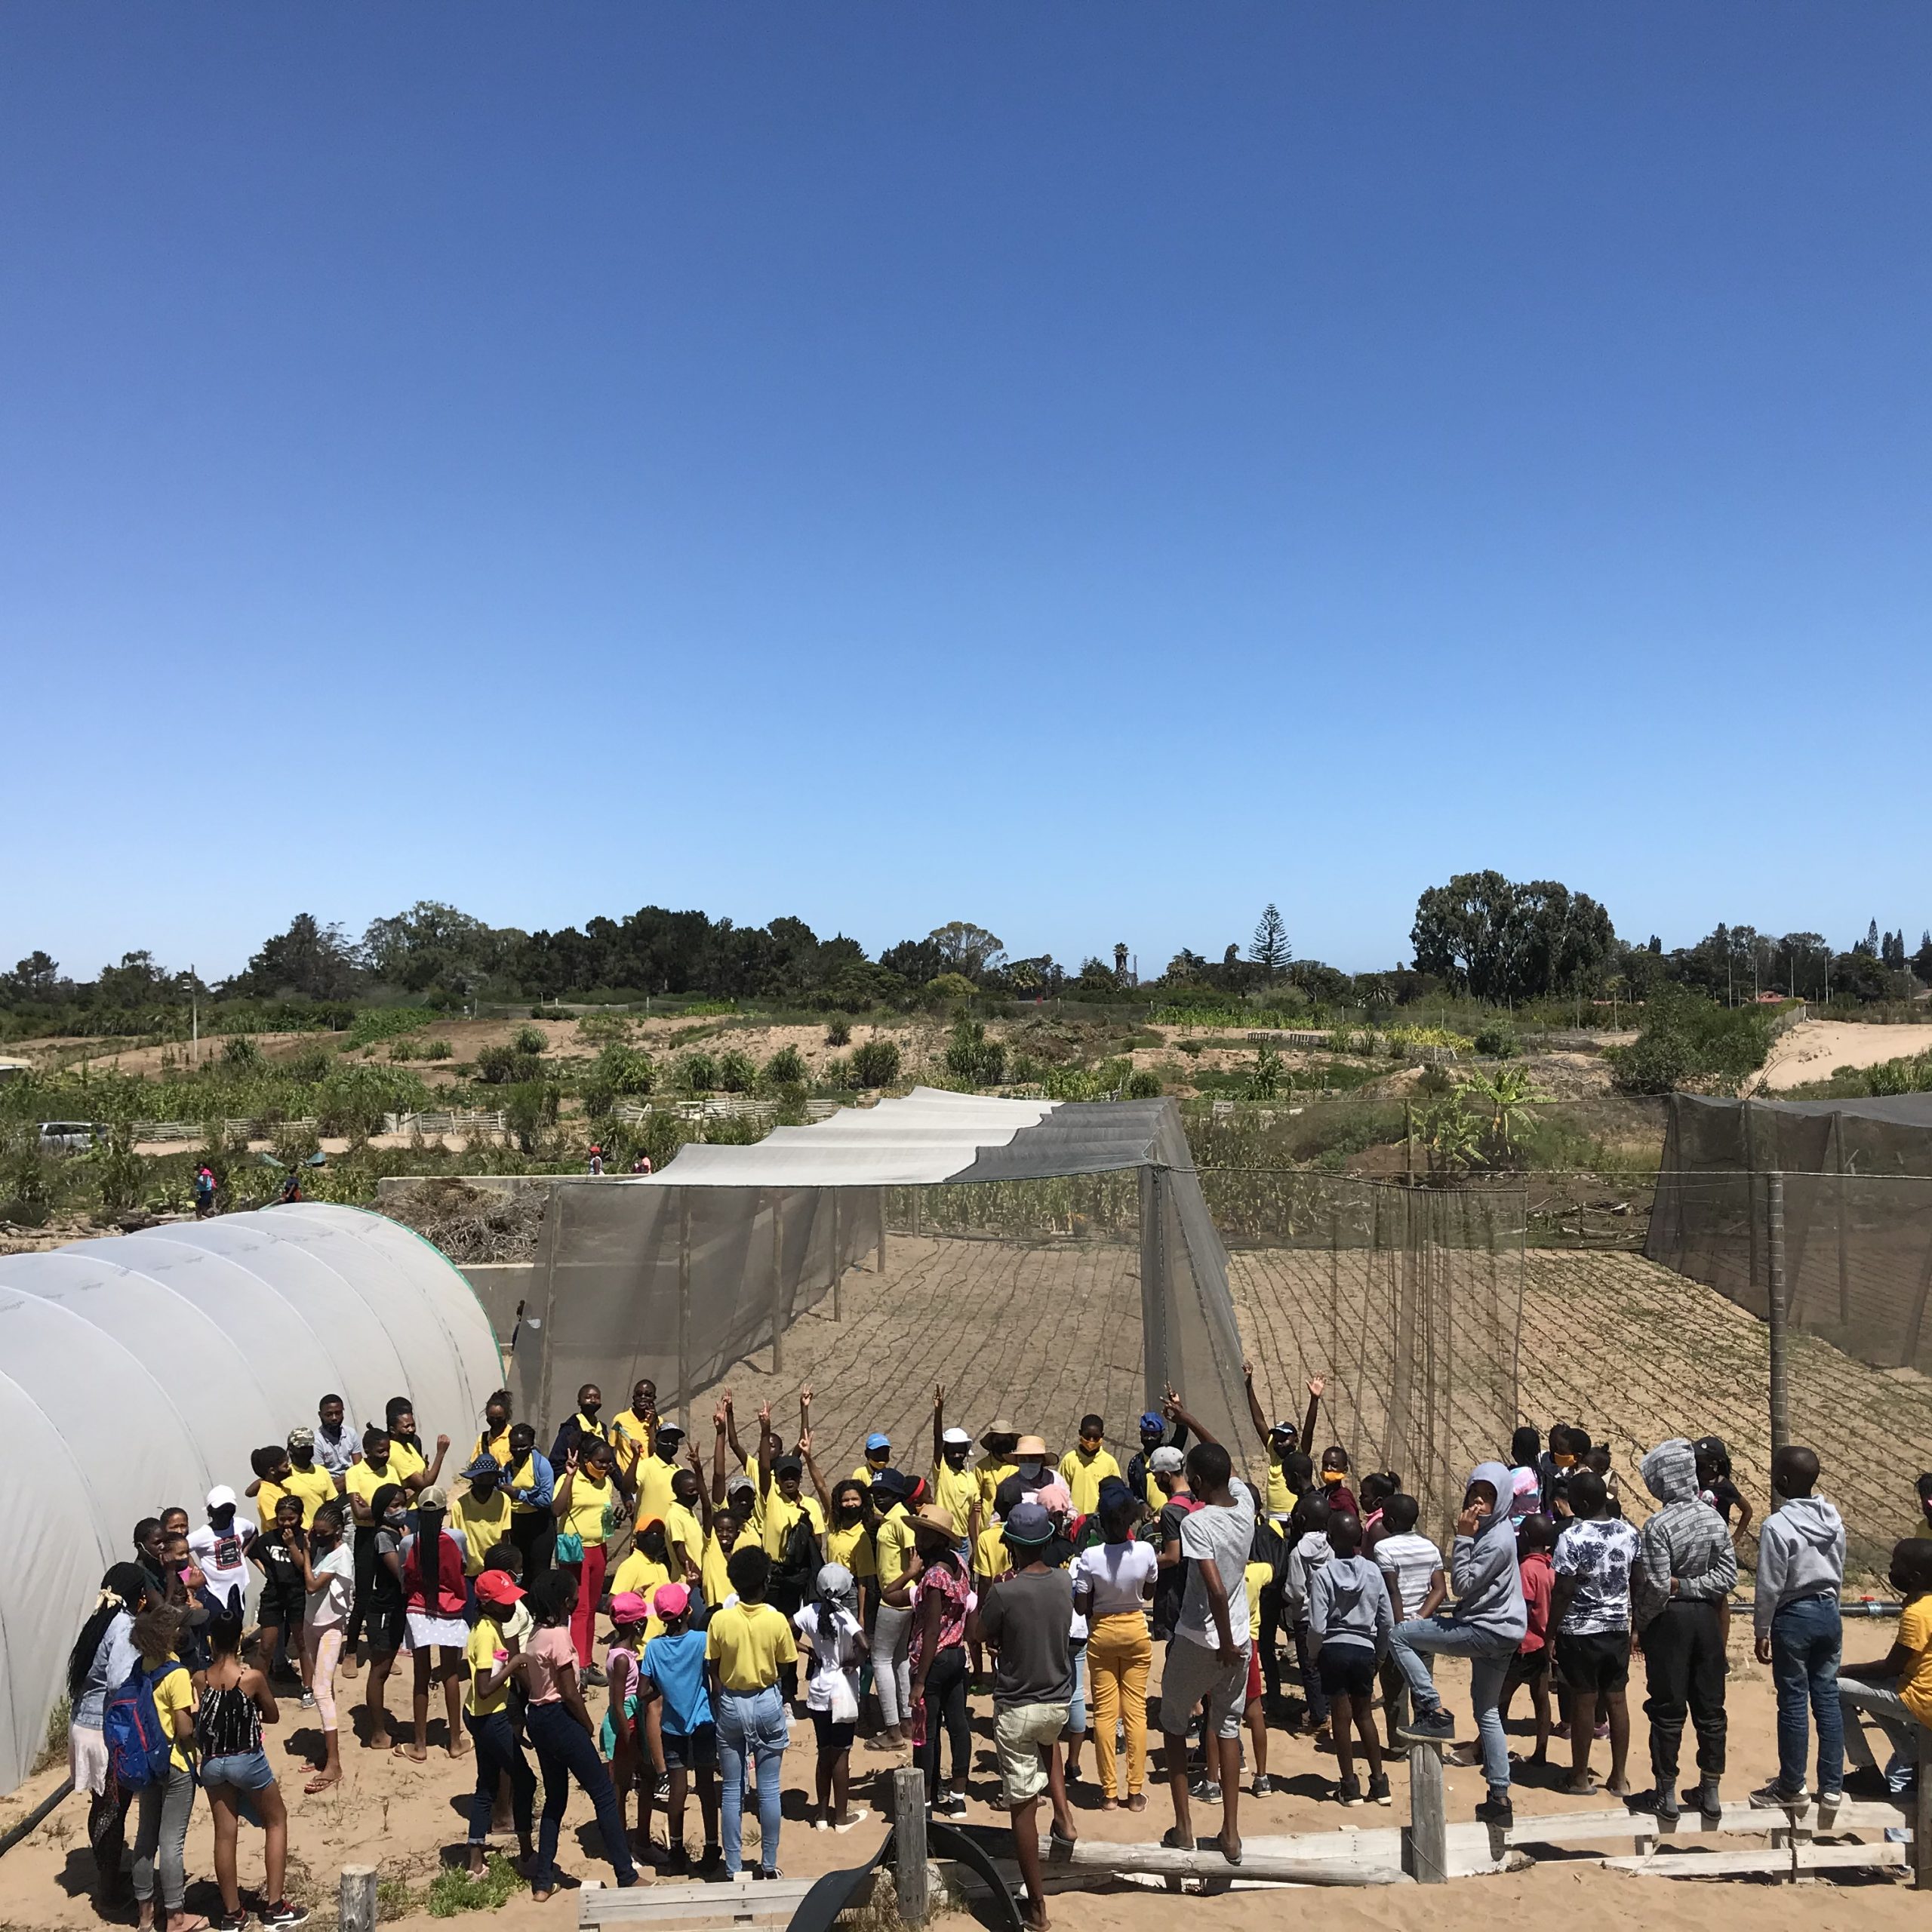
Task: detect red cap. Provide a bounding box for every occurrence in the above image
[475,1569,525,1611]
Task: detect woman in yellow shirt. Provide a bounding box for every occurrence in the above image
[383,1397,449,1494]
[128,1604,200,1932]
[610,1520,675,1640]
[820,1480,878,1620]
[450,1458,513,1581]
[502,1423,556,1577]
[551,1438,634,1678]
[471,1390,515,1470]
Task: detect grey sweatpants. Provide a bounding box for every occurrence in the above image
[131,1765,196,1909]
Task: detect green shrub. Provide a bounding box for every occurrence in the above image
[594,1044,655,1097]
[675,1051,718,1095]
[346,1007,439,1050]
[426,1854,525,1918]
[2,1129,54,1226]
[851,1039,901,1088]
[423,1039,453,1060]
[223,1035,262,1069]
[764,1045,807,1088]
[819,1054,851,1090]
[715,1050,757,1094]
[475,1045,541,1085]
[1610,987,1775,1095]
[510,1025,548,1057]
[825,1017,852,1048]
[943,1018,1006,1088]
[1126,1069,1162,1100]
[1473,1023,1519,1059]
[88,1123,144,1214]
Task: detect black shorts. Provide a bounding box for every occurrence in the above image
[258,1590,305,1629]
[363,1604,408,1656]
[1503,1646,1549,1694]
[662,1724,718,1772]
[811,1709,857,1756]
[1316,1643,1377,1699]
[1554,1629,1630,1696]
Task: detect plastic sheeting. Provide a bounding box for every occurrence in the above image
[0,1204,500,1798]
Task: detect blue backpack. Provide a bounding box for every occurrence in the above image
[104,1661,177,1790]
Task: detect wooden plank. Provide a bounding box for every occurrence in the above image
[1918,1724,1932,1890]
[578,1876,831,1927]
[1798,1841,1907,1872]
[1404,1740,1448,1884]
[1601,1849,1801,1878]
[1037,1837,1410,1887]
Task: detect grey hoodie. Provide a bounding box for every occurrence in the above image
[1447,1460,1527,1644]
[1309,1551,1395,1653]
[1634,1438,1737,1631]
[1281,1531,1332,1626]
[1752,1492,1844,1640]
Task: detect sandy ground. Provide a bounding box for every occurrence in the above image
[1752,1020,1932,1094]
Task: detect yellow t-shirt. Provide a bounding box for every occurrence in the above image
[824,1519,878,1582]
[875,1506,915,1590]
[1244,1559,1272,1611]
[450,1488,512,1574]
[345,1458,400,1515]
[929,1461,980,1537]
[665,1501,706,1582]
[560,1472,614,1547]
[706,1600,797,1694]
[1265,1448,1294,1518]
[633,1454,681,1534]
[609,1409,656,1459]
[466,1614,513,1716]
[1058,1447,1122,1518]
[977,1457,1017,1513]
[702,1531,735,1608]
[473,1426,512,1469]
[974,1522,1008,1583]
[389,1440,429,1487]
[505,1454,546,1516]
[152,1660,197,1773]
[609,1550,673,1638]
[282,1463,337,1525]
[257,1478,296,1528]
[1900,1596,1932,1728]
[761,1491,825,1561]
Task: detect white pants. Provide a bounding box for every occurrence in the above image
[873,1603,914,1729]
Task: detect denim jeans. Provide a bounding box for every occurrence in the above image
[1839,1676,1918,1794]
[1770,1595,1843,1795]
[872,1604,913,1729]
[131,1764,197,1909]
[466,1707,537,1846]
[1387,1615,1516,1793]
[717,1686,789,1876]
[528,1701,637,1892]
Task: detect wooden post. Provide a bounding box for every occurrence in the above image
[876,1187,886,1274]
[1404,1102,1415,1185]
[340,1866,377,1932]
[1403,1742,1448,1884]
[1915,1724,1932,1890]
[1767,1171,1789,1453]
[677,1192,692,1430]
[892,1765,929,1924]
[770,1190,785,1374]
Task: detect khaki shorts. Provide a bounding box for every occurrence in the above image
[1158,1633,1251,1742]
[995,1700,1069,1806]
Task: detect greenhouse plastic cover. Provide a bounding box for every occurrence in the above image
[0,1204,500,1797]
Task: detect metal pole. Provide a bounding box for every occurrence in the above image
[831,1191,843,1322]
[677,1192,692,1431]
[770,1189,785,1374]
[1832,1110,1850,1328]
[1767,1171,1789,1453]
[876,1186,886,1273]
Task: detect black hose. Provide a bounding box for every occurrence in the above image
[0,1777,73,1858]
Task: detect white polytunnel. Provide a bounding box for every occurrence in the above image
[0,1202,500,1796]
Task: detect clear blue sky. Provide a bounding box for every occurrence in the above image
[5,6,1928,983]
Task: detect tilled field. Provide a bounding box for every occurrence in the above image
[693,1235,1931,1584]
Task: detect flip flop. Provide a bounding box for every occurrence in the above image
[1220,1838,1242,1866]
[304,1774,340,1795]
[1158,1828,1190,1851]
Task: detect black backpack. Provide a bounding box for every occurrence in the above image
[768,1512,822,1613]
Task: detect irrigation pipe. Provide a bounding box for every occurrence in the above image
[0,1778,72,1859]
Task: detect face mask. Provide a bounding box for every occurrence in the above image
[1321,1469,1344,1486]
[581,1402,601,1419]
[1552,1454,1576,1469]
[384,1511,407,1529]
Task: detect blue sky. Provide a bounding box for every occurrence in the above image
[4,6,1928,982]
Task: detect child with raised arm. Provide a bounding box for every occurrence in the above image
[1309,1508,1394,1806]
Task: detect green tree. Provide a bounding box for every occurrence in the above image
[1249,904,1291,984]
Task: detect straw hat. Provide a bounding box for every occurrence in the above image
[980,1418,1017,1446]
[912,1504,958,1543]
[1015,1435,1049,1460]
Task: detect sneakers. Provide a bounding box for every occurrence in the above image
[1682,1780,1721,1820]
[261,1902,311,1927]
[654,1775,671,1804]
[1625,1788,1681,1822]
[1368,1773,1392,1807]
[1395,1708,1455,1745]
[1749,1781,1805,1810]
[1251,1774,1273,1798]
[836,1807,875,1832]
[937,1792,966,1817]
[299,1691,315,1710]
[753,1866,783,1881]
[1337,1776,1364,1808]
[1473,1794,1514,1829]
[214,1912,249,1931]
[1188,1776,1221,1803]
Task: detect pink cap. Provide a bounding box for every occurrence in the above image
[609,1591,651,1625]
[653,1582,691,1619]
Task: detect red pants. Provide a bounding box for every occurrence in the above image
[565,1543,607,1667]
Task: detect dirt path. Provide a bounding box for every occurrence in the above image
[1752,1018,1932,1093]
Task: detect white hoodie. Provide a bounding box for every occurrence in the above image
[1753,1492,1844,1641]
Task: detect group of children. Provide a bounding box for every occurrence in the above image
[63,1369,1932,1932]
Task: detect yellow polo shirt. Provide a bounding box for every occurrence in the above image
[1058,1447,1122,1517]
[706,1601,796,1694]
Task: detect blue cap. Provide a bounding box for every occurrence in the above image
[1139,1412,1164,1432]
[1003,1501,1055,1547]
[866,1432,891,1453]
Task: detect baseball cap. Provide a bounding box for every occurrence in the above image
[475,1571,525,1611]
[774,1454,803,1478]
[609,1591,651,1625]
[655,1422,686,1441]
[287,1426,315,1450]
[417,1485,448,1512]
[206,1486,237,1512]
[1003,1501,1054,1546]
[941,1427,971,1447]
[1269,1420,1299,1440]
[652,1583,691,1620]
[866,1432,891,1453]
[817,1563,854,1599]
[725,1472,755,1497]
[463,1453,501,1479]
[1149,1446,1186,1475]
[1139,1411,1164,1433]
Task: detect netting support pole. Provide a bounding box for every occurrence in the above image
[877,1188,887,1274]
[1832,1111,1850,1328]
[1767,1171,1789,1454]
[677,1191,692,1431]
[1139,1165,1170,1414]
[770,1189,785,1375]
[832,1191,844,1322]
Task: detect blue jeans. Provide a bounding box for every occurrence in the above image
[528,1702,637,1892]
[466,1708,537,1847]
[1770,1595,1843,1796]
[1387,1615,1517,1794]
[717,1685,789,1876]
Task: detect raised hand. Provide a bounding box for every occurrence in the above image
[757,1402,772,1430]
[799,1429,814,1456]
[435,1432,451,1453]
[565,1447,580,1474]
[713,1404,728,1434]
[934,1383,945,1410]
[800,1384,814,1410]
[1307,1376,1324,1399]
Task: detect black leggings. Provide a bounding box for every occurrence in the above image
[919,1645,971,1800]
[511,1509,554,1580]
[343,1524,377,1651]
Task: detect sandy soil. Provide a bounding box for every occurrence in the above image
[1751,1020,1932,1094]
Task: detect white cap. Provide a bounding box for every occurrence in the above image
[206,1485,238,1511]
[942,1427,971,1447]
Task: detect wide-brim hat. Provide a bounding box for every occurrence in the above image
[912,1504,958,1543]
[980,1418,1017,1446]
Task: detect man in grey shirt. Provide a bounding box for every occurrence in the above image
[1629,1437,1737,1821]
[978,1503,1075,1930]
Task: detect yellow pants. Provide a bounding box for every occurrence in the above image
[1087,1614,1152,1798]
